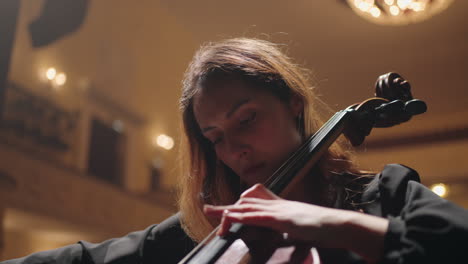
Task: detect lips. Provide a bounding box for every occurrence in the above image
[242,162,266,177]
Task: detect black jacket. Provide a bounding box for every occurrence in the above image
[4,164,468,264]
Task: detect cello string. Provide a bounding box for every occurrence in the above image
[263,111,341,187]
[179,110,348,264]
[264,111,346,193]
[264,112,339,190]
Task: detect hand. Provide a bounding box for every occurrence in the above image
[204,183,346,248]
[204,183,389,262]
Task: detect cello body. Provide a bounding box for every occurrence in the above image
[215,239,320,264]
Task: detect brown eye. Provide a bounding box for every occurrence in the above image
[212,136,224,146]
[240,112,256,125]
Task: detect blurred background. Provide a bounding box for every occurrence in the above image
[0,0,467,260]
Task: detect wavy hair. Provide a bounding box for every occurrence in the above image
[178,38,365,242]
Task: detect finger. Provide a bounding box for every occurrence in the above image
[204,203,266,217]
[223,212,283,232]
[218,210,232,236]
[207,197,274,210]
[204,205,234,217]
[237,197,276,205]
[218,211,281,238]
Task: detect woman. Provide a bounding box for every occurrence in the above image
[178,37,388,262]
[5,38,468,264]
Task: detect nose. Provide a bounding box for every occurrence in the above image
[224,133,250,162]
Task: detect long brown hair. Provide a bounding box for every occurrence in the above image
[178,38,364,242]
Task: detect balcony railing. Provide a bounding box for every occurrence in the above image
[0,82,79,166]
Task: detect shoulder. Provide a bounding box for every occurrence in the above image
[80,213,195,264]
[361,164,422,216]
[141,213,196,264]
[145,213,194,246]
[4,214,194,264]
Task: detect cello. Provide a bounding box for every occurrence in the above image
[178,72,427,264]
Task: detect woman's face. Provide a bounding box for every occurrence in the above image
[193,78,303,186]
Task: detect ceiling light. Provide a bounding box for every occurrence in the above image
[346,0,453,25]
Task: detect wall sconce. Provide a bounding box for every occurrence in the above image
[44,67,67,89]
[430,183,448,197]
[153,134,174,150]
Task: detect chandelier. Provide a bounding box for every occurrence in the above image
[346,0,454,25]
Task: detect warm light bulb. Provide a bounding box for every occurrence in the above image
[357,0,374,12]
[390,5,400,15]
[54,73,67,86]
[46,68,56,80]
[384,0,395,5]
[370,6,381,17]
[410,2,425,11]
[431,183,448,197]
[155,134,174,150]
[397,0,412,9]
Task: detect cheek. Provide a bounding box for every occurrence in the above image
[253,114,300,158]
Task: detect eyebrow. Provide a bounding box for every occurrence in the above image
[201,98,251,133]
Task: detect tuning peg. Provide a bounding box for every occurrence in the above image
[404,99,427,115]
[375,100,405,113]
[374,100,411,127]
